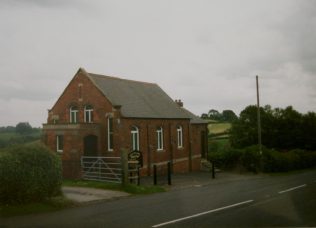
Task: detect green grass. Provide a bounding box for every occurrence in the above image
[0,132,16,141]
[63,179,165,195]
[208,123,231,135]
[214,138,230,147]
[0,196,74,218]
[208,138,231,153]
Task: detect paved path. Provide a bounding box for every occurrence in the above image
[62,171,262,203]
[62,186,130,203]
[140,171,265,190]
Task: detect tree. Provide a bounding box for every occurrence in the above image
[302,112,316,150]
[16,122,32,135]
[222,110,238,122]
[201,113,208,119]
[208,109,221,121]
[230,105,316,151]
[230,105,258,148]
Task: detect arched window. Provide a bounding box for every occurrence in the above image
[156,127,164,151]
[177,125,183,148]
[84,105,93,123]
[131,126,139,151]
[70,106,78,123]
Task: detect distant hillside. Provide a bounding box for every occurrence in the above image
[208,122,231,136]
[0,126,41,149]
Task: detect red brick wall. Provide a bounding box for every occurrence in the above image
[189,124,208,172]
[43,70,116,178]
[115,118,191,176]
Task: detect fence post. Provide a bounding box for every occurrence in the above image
[121,148,129,186]
[153,165,157,185]
[167,162,172,185]
[137,166,140,186]
[212,161,215,179]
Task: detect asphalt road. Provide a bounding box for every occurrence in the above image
[1,169,316,228]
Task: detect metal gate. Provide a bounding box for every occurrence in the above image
[81,156,122,183]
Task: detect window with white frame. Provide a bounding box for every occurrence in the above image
[156,127,164,151]
[70,106,78,123]
[107,117,113,151]
[177,125,183,148]
[84,105,93,123]
[131,126,140,151]
[56,135,63,153]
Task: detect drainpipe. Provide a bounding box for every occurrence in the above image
[188,122,192,172]
[146,123,151,176]
[169,122,173,173]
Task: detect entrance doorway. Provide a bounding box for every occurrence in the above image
[84,135,98,156]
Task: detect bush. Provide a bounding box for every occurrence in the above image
[209,144,316,173]
[240,145,261,173]
[262,149,289,172]
[208,141,220,153]
[262,148,316,172]
[209,148,242,169]
[239,146,316,173]
[0,143,62,204]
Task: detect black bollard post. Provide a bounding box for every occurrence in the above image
[212,161,215,179]
[153,165,157,185]
[167,162,172,185]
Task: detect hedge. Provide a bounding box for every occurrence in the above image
[209,145,316,173]
[208,148,242,169]
[0,142,62,204]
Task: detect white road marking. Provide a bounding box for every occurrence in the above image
[152,200,254,227]
[278,184,306,194]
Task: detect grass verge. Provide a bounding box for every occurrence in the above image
[0,196,75,218]
[267,166,316,177]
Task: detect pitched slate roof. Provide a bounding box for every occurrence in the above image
[181,108,209,124]
[85,71,190,119]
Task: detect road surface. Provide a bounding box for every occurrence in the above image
[1,169,316,227]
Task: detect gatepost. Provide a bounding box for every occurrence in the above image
[121,148,129,186]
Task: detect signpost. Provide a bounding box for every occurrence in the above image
[128,150,143,167]
[128,150,142,185]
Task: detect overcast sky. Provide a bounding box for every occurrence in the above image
[1,0,315,127]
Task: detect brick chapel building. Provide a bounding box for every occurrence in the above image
[43,68,208,179]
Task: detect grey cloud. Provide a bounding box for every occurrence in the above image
[2,0,74,8]
[0,0,316,126]
[0,83,56,102]
[284,2,316,75]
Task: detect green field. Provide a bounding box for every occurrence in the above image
[208,122,231,135]
[0,131,41,149]
[208,122,232,153]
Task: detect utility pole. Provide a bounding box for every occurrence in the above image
[256,75,262,155]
